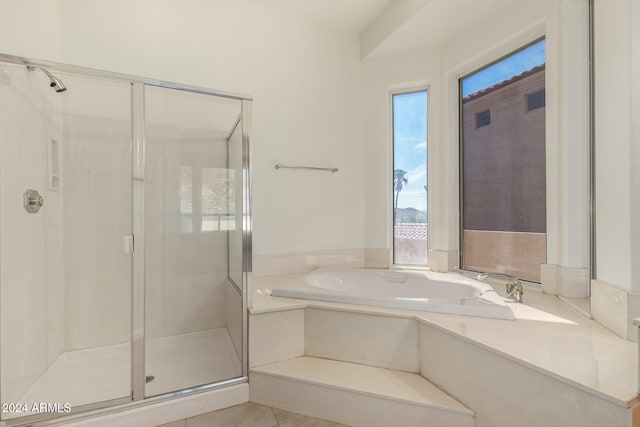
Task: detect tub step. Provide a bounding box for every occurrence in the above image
[249,356,474,427]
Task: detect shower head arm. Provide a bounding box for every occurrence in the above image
[27,65,67,93]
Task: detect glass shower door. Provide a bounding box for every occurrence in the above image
[142,85,243,397]
[0,65,133,421]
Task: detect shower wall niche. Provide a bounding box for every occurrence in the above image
[0,57,251,425]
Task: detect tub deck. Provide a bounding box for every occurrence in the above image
[252,272,638,410]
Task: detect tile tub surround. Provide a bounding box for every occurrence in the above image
[541,264,590,298]
[251,274,639,426]
[428,250,459,272]
[420,324,633,427]
[592,279,640,341]
[253,249,365,277]
[363,248,391,268]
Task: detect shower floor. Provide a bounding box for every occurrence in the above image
[7,328,241,420]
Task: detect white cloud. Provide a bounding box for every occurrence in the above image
[414,141,427,149]
[407,164,427,184]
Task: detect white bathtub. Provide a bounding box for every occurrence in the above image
[270,268,515,320]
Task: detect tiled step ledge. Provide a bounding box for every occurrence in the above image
[250,356,473,427]
[250,274,638,413]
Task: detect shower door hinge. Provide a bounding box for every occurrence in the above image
[122,234,134,254]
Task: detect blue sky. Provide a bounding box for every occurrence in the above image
[393,90,427,211]
[393,39,545,212]
[462,39,546,96]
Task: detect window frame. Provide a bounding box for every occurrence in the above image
[458,36,546,282]
[390,86,430,269]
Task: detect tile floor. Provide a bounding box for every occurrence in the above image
[156,403,350,427]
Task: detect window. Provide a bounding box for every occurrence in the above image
[526,89,545,112]
[392,90,428,266]
[476,110,491,128]
[202,167,234,231]
[460,39,546,282]
[180,166,234,233]
[180,166,193,233]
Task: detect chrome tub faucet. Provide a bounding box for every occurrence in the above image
[476,272,524,303]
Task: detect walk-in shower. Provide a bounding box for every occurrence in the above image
[0,54,252,426]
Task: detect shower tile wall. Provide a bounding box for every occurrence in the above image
[144,125,229,339]
[0,63,64,404]
[61,75,132,350]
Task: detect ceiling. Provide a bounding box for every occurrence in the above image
[253,0,518,60]
[364,0,516,59]
[253,0,394,33]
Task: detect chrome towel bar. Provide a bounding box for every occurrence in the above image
[275,163,338,173]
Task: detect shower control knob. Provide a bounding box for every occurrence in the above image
[23,189,44,213]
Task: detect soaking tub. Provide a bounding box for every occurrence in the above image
[270,268,514,320]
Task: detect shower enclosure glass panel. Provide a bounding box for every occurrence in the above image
[143,85,243,397]
[0,64,133,420]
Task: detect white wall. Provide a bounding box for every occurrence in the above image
[632,0,640,295]
[0,0,62,60]
[1,0,633,296]
[594,0,635,293]
[363,46,440,254]
[48,0,364,260]
[0,0,366,259]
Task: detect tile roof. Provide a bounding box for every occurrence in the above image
[462,64,545,103]
[394,223,427,240]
